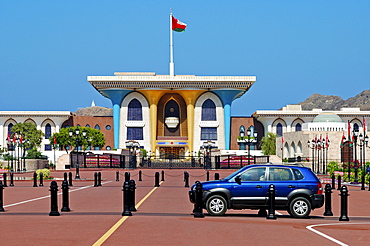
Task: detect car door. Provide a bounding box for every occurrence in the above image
[266,167,297,206]
[229,167,267,206]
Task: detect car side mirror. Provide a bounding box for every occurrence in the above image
[235,175,241,185]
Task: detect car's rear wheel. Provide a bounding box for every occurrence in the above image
[206,195,227,216]
[289,197,311,218]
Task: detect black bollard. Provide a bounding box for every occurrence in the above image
[116,171,119,182]
[184,171,189,188]
[129,180,137,212]
[94,172,98,187]
[33,172,38,187]
[125,172,130,182]
[61,180,70,212]
[368,175,370,191]
[98,172,102,186]
[361,173,365,190]
[9,172,14,187]
[331,174,335,190]
[122,181,132,216]
[139,170,142,181]
[337,175,342,190]
[161,170,165,182]
[323,184,333,216]
[39,172,44,187]
[154,172,160,187]
[64,172,68,182]
[206,171,209,181]
[3,173,7,187]
[68,172,73,187]
[49,181,60,216]
[339,185,349,221]
[266,184,277,219]
[0,181,4,212]
[214,173,220,180]
[193,181,205,218]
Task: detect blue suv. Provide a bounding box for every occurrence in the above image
[189,164,324,218]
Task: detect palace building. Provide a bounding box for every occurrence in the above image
[88,72,256,157]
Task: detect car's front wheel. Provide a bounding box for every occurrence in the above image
[288,197,311,218]
[206,195,227,216]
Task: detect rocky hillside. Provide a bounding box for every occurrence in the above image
[298,90,370,111]
[74,106,112,116]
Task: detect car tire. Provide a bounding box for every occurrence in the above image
[206,195,227,216]
[289,197,311,218]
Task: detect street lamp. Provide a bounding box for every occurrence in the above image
[202,140,215,169]
[322,137,330,174]
[353,128,359,183]
[307,140,316,172]
[244,129,257,166]
[69,127,87,179]
[126,140,140,168]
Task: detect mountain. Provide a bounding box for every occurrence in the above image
[298,90,370,111]
[74,106,112,116]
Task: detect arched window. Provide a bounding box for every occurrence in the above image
[201,99,216,121]
[276,123,283,137]
[8,123,14,136]
[94,124,100,130]
[45,123,52,139]
[128,99,143,121]
[295,123,302,132]
[353,123,359,131]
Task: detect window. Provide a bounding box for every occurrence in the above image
[201,99,216,121]
[86,124,90,128]
[276,123,283,137]
[292,169,304,180]
[295,123,302,132]
[354,123,359,131]
[240,167,266,181]
[106,146,111,150]
[45,144,52,151]
[45,123,51,139]
[201,127,217,140]
[106,125,111,130]
[94,146,101,150]
[8,123,14,136]
[94,124,100,130]
[128,99,143,121]
[127,127,143,140]
[268,168,293,181]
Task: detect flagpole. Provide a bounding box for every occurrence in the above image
[169,9,174,77]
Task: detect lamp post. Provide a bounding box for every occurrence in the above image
[202,140,215,169]
[307,140,316,172]
[69,127,87,179]
[316,139,321,174]
[322,137,330,174]
[353,128,359,183]
[244,129,258,166]
[16,135,21,173]
[126,140,140,168]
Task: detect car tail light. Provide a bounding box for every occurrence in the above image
[317,182,323,195]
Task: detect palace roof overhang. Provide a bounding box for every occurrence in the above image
[88,72,256,99]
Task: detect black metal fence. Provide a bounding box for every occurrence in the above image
[69,153,270,170]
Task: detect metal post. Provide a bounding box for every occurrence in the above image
[323,184,333,216]
[9,172,14,187]
[33,172,37,187]
[266,184,277,220]
[337,175,342,191]
[49,181,60,216]
[98,172,102,186]
[61,180,70,212]
[154,172,160,187]
[129,180,137,212]
[39,172,44,187]
[3,173,7,187]
[0,181,4,212]
[339,185,349,221]
[68,172,73,186]
[122,181,132,216]
[139,170,142,181]
[193,181,205,218]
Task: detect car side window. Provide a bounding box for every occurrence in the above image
[268,168,293,181]
[240,167,266,181]
[292,168,304,180]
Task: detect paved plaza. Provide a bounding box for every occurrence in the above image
[1,169,370,246]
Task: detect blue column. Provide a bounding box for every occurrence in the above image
[101,89,132,149]
[212,90,244,150]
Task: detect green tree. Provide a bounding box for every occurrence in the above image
[261,132,278,155]
[50,126,106,153]
[10,122,44,150]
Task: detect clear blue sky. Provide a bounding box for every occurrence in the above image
[1,1,369,116]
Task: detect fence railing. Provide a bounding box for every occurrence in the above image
[69,153,271,169]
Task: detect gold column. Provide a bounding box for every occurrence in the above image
[178,90,205,154]
[139,90,165,155]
